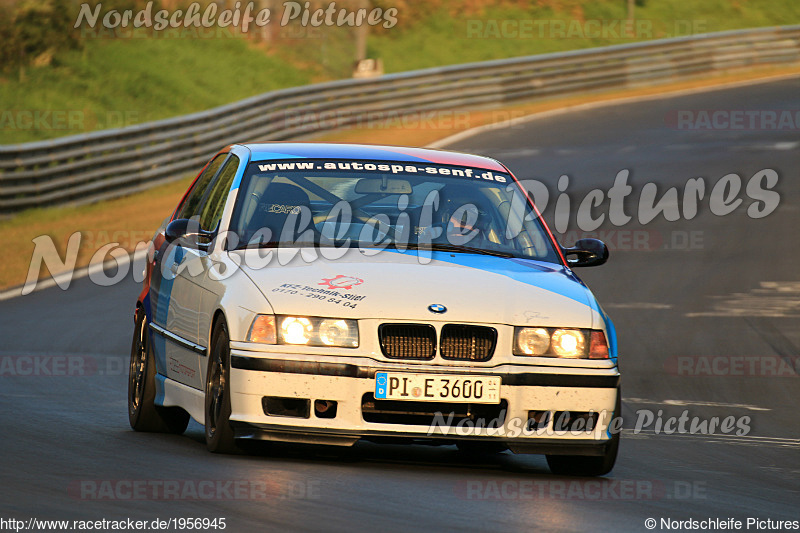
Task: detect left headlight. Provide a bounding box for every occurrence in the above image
[514,327,608,359]
[248,315,359,348]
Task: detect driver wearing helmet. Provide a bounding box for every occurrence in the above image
[438,186,489,247]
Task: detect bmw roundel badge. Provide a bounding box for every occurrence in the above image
[428,304,447,314]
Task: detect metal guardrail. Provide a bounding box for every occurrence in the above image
[1,25,799,213]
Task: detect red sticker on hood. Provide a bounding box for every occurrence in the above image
[319,275,364,290]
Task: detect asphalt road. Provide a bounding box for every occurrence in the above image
[1,77,798,532]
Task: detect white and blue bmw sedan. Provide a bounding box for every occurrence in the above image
[128,142,620,476]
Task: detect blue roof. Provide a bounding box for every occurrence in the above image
[237,142,508,171]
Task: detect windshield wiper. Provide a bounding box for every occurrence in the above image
[398,242,517,258]
[233,240,318,250]
[234,240,516,258]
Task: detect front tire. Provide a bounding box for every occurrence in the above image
[205,320,239,454]
[545,388,621,477]
[128,309,190,434]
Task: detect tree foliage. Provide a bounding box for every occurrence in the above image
[1,0,81,71]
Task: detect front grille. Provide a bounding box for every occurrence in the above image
[379,324,436,360]
[361,393,508,426]
[440,325,497,362]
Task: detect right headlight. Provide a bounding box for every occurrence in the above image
[514,327,609,359]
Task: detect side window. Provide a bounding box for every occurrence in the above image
[199,155,240,232]
[175,154,227,221]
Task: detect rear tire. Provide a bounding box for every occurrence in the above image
[545,387,621,477]
[128,309,190,434]
[204,320,239,454]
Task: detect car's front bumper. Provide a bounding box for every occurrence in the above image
[228,350,620,455]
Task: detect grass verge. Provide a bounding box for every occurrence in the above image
[0,36,314,144]
[2,0,799,144]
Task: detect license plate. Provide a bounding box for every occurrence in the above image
[374,372,501,404]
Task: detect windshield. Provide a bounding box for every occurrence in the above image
[228,159,561,264]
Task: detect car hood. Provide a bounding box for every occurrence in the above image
[234,248,597,328]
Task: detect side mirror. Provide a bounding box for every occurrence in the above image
[165,218,213,244]
[562,238,609,267]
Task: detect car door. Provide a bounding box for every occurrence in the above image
[167,155,240,389]
[151,153,227,389]
[193,155,241,361]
